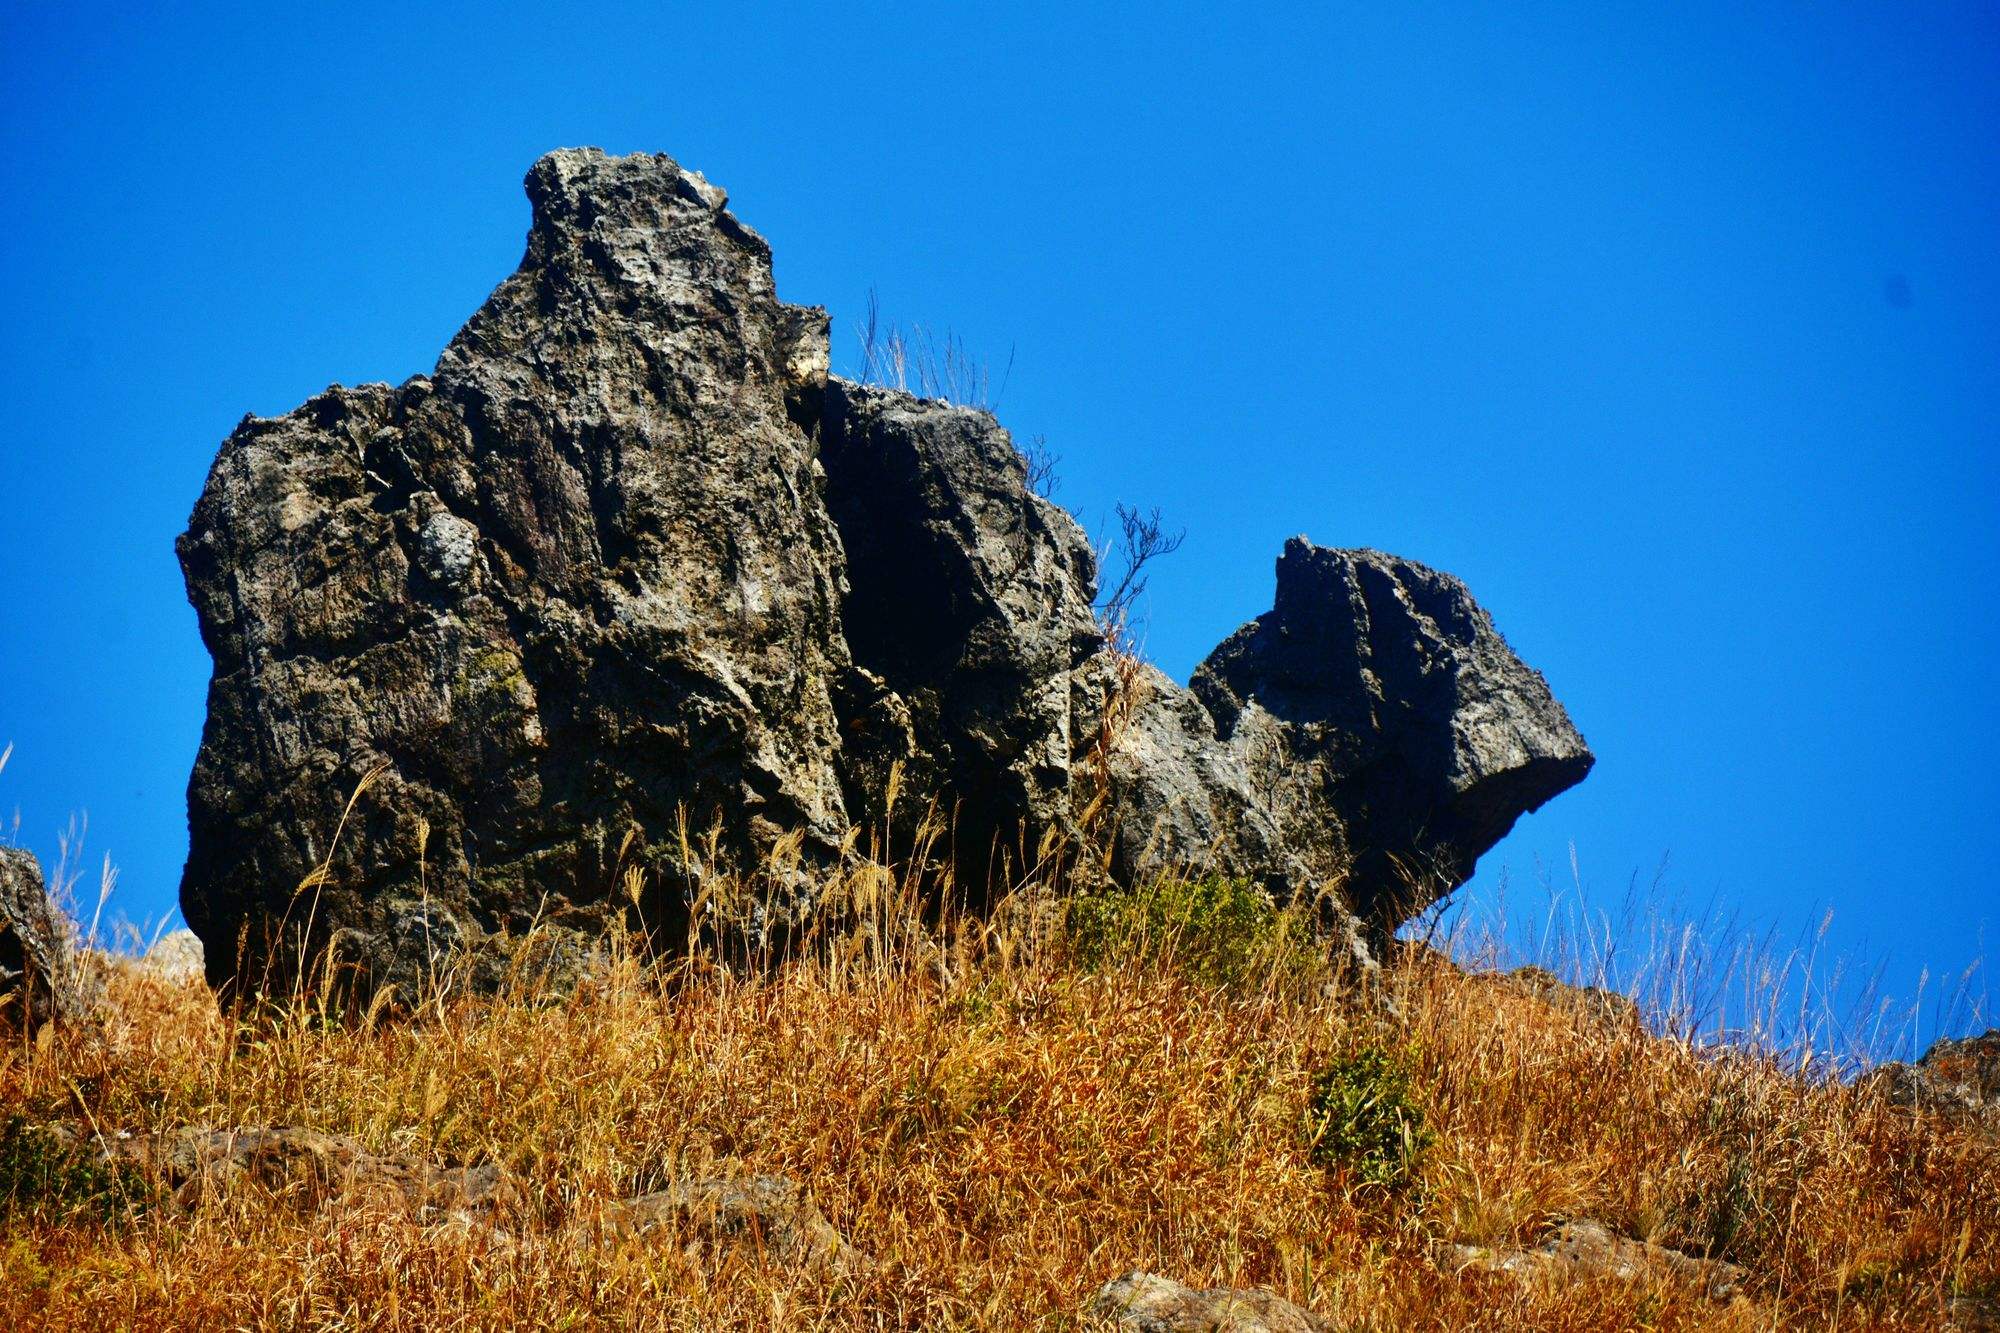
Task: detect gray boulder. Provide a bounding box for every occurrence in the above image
[591,1167,864,1275]
[140,929,207,985]
[177,147,1591,995]
[0,846,81,1031]
[1449,1219,1745,1302]
[1099,541,1592,937]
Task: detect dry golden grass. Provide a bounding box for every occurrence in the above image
[2,878,1994,1331]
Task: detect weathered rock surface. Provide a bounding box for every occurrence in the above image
[179,148,852,995]
[100,1124,518,1227]
[0,847,82,1030]
[140,929,206,984]
[1490,965,1644,1034]
[819,380,1103,890]
[1449,1220,1744,1301]
[1188,542,1592,930]
[178,147,1591,993]
[1949,1291,2000,1331]
[591,1167,862,1274]
[1090,1271,1335,1333]
[1097,542,1592,936]
[64,1118,871,1282]
[1869,1029,2000,1127]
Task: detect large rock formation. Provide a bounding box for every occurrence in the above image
[178,147,1590,997]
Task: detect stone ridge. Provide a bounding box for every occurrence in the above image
[176,148,1592,996]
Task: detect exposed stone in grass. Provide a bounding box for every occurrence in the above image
[590,1167,864,1275]
[84,1124,865,1280]
[1089,1271,1335,1332]
[97,1125,517,1228]
[0,1115,149,1224]
[139,930,205,985]
[1489,965,1644,1035]
[1448,1219,1745,1302]
[1948,1289,2000,1331]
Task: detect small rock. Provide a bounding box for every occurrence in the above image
[0,846,83,1031]
[1089,1271,1334,1333]
[1948,1291,2000,1331]
[1450,1219,1744,1301]
[593,1168,861,1274]
[140,929,206,985]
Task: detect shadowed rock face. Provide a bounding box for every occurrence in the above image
[817,380,1104,891]
[178,147,1591,996]
[1193,541,1594,930]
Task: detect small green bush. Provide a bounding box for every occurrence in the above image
[1303,1046,1433,1187]
[0,1116,146,1225]
[1063,875,1309,988]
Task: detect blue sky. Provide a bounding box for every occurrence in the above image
[2,3,1994,1049]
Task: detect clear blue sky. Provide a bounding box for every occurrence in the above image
[2,4,1994,1047]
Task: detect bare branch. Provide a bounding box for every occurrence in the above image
[1020,434,1061,499]
[1097,502,1186,636]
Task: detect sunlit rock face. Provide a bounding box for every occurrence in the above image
[178,148,1590,997]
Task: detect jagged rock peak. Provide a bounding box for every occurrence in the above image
[176,148,1591,998]
[1193,539,1593,925]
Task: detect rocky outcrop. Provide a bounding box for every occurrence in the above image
[178,147,1590,995]
[1869,1030,2000,1127]
[1094,543,1592,936]
[1090,1271,1335,1332]
[0,847,82,1030]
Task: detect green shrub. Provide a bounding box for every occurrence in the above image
[1063,875,1309,988]
[0,1116,146,1224]
[1303,1046,1433,1187]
